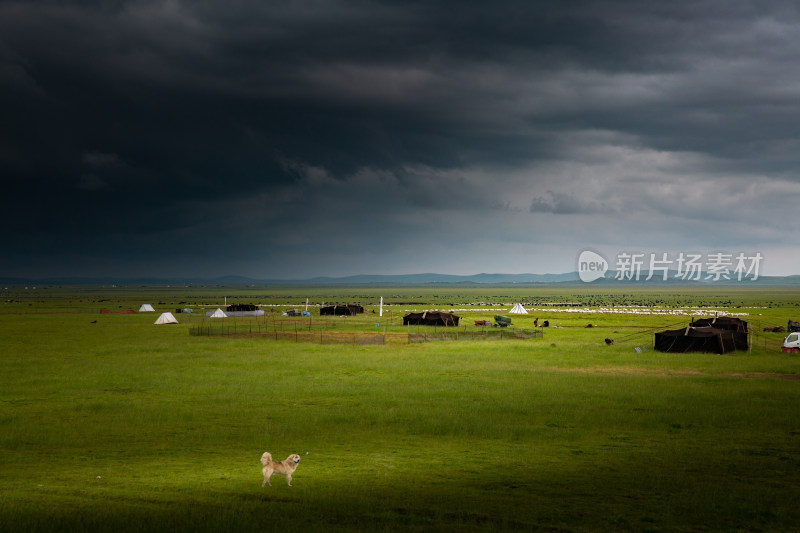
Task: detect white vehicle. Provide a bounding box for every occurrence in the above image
[782,332,800,353]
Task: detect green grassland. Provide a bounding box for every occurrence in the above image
[2,285,800,532]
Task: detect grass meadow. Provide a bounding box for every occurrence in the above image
[2,285,800,531]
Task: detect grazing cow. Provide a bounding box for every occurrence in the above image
[604,338,614,345]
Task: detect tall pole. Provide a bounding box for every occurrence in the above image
[379,296,383,317]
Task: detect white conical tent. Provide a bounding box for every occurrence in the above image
[509,303,528,314]
[154,312,178,325]
[210,308,228,318]
[139,304,155,312]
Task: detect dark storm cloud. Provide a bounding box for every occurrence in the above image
[2,0,800,277]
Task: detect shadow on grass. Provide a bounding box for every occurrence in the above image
[3,461,798,533]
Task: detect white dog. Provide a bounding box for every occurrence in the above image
[261,452,301,487]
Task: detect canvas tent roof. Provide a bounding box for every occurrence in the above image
[223,303,264,317]
[209,308,228,318]
[320,304,364,316]
[403,310,460,327]
[509,303,528,314]
[139,304,155,312]
[154,312,178,325]
[654,326,748,354]
[691,316,748,333]
[226,303,259,312]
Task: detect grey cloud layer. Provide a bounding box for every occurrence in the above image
[2,0,799,277]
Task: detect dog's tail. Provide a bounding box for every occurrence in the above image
[260,452,272,466]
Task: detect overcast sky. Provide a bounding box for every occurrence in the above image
[2,0,800,279]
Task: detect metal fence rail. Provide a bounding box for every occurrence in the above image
[187,320,541,345]
[408,328,542,343]
[188,327,387,345]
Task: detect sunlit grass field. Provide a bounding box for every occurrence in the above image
[2,285,800,531]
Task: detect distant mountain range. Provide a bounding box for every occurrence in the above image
[300,272,582,284]
[2,272,800,286]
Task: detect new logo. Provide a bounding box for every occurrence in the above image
[578,250,608,283]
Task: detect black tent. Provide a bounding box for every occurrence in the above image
[320,304,364,316]
[403,310,460,327]
[654,326,748,354]
[226,303,258,312]
[691,316,748,333]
